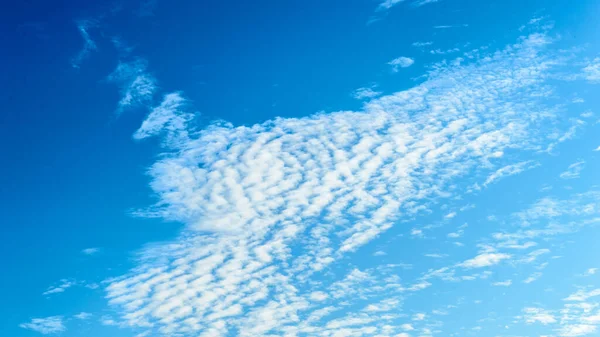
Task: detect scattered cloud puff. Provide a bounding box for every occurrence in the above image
[43,279,75,296]
[71,20,97,68]
[459,253,511,268]
[522,307,556,324]
[74,312,92,320]
[20,316,65,335]
[483,161,540,186]
[388,56,415,71]
[582,58,600,83]
[352,86,382,100]
[584,268,598,277]
[81,247,100,255]
[492,280,512,287]
[560,160,585,179]
[412,41,433,48]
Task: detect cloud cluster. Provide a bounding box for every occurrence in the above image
[99,32,586,336]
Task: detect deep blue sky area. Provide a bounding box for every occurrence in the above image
[1,0,600,336]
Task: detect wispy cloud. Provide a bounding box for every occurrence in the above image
[71,20,98,68]
[42,279,75,296]
[492,280,512,286]
[74,312,92,320]
[412,0,440,7]
[352,86,382,100]
[20,316,65,334]
[559,160,585,179]
[484,160,540,187]
[108,59,157,114]
[388,56,415,71]
[376,0,406,11]
[434,24,469,29]
[81,247,100,255]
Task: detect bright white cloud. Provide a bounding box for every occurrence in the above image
[459,253,511,268]
[388,56,415,71]
[103,31,581,336]
[20,316,65,335]
[492,280,512,287]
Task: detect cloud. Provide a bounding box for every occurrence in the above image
[492,280,512,286]
[560,160,585,179]
[43,279,75,295]
[522,307,556,324]
[74,312,92,320]
[594,146,600,152]
[388,56,415,71]
[434,24,469,29]
[108,59,157,114]
[582,58,600,83]
[71,20,97,68]
[584,268,598,276]
[483,160,540,186]
[82,247,99,255]
[459,253,511,268]
[412,0,440,7]
[104,31,582,336]
[352,86,382,100]
[412,41,433,48]
[20,316,65,334]
[377,0,406,11]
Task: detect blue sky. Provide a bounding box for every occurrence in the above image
[1,0,600,336]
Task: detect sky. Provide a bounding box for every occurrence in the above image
[1,0,600,336]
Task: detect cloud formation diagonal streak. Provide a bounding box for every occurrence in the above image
[105,32,578,336]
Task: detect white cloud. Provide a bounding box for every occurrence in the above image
[483,160,540,187]
[353,86,382,100]
[412,41,433,48]
[74,312,92,320]
[560,160,585,179]
[559,324,597,337]
[108,59,157,114]
[20,316,65,334]
[492,280,512,287]
[522,307,556,324]
[459,253,511,268]
[377,0,405,11]
[523,272,542,284]
[594,146,600,152]
[388,57,415,71]
[412,313,426,321]
[584,268,598,276]
[412,0,440,7]
[82,247,99,255]
[582,58,600,83]
[43,279,75,295]
[104,31,582,336]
